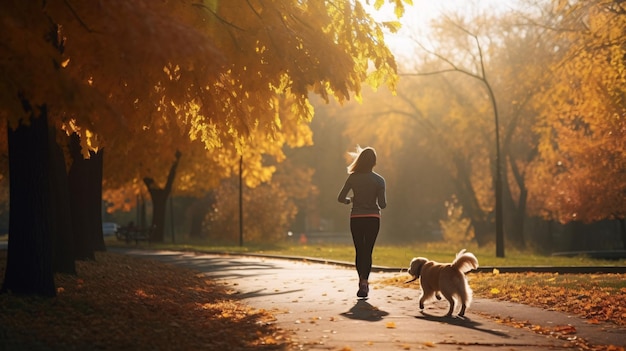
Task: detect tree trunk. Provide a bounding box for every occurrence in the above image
[87,149,105,252]
[50,128,75,274]
[68,134,104,260]
[149,189,167,242]
[2,109,56,297]
[144,151,181,242]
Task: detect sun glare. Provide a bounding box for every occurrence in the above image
[364,0,519,67]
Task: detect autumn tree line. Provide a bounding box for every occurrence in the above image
[0,0,624,297]
[111,0,625,254]
[301,0,625,252]
[200,0,625,254]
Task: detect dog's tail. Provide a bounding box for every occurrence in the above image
[452,249,479,273]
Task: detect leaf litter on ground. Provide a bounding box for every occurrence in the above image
[0,251,291,351]
[376,270,626,351]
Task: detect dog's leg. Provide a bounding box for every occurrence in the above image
[459,304,466,317]
[444,296,455,317]
[419,290,435,310]
[458,278,471,317]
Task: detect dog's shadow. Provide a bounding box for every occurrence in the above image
[340,299,389,322]
[416,311,510,338]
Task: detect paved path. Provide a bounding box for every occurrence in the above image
[119,249,626,351]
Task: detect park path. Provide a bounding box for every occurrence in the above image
[117,248,626,351]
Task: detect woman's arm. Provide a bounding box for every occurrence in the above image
[377,179,387,209]
[337,177,352,204]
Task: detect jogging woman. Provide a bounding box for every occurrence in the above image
[337,146,387,298]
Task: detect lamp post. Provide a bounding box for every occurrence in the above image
[487,83,505,258]
[239,154,243,247]
[494,109,504,258]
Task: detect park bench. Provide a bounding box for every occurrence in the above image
[115,225,153,245]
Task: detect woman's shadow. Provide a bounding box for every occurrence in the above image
[340,299,389,321]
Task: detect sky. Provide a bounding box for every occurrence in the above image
[365,0,521,65]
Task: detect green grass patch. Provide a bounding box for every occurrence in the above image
[109,239,626,268]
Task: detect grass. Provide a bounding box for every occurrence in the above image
[126,239,626,268]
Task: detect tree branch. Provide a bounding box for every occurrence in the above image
[192,3,246,31]
[62,0,96,33]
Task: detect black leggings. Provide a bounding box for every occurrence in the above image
[350,217,380,280]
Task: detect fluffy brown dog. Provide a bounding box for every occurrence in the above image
[405,249,479,317]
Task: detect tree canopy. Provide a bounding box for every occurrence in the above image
[0,0,411,208]
[0,0,414,296]
[529,0,626,223]
[1,0,405,148]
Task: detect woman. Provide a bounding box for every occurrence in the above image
[337,146,387,298]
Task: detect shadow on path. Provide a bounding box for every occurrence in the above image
[123,250,309,300]
[236,288,304,299]
[119,250,283,278]
[415,311,510,338]
[341,299,389,321]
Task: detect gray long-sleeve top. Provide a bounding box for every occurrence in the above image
[337,171,387,217]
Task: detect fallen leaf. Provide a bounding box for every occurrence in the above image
[0,251,291,350]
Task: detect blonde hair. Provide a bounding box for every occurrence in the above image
[347,145,377,174]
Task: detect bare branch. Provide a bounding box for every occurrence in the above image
[405,38,484,82]
[399,69,458,76]
[192,3,246,31]
[62,0,97,33]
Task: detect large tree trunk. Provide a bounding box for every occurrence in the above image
[149,189,168,242]
[68,134,105,260]
[2,108,56,297]
[87,149,105,252]
[50,128,75,274]
[144,151,181,242]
